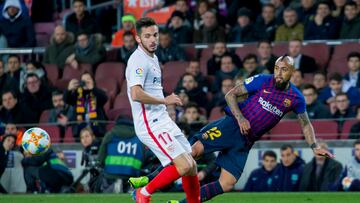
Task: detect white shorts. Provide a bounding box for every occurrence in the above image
[137,120,192,166]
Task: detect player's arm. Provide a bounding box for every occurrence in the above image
[225,82,250,134]
[131,85,182,106]
[297,112,334,158]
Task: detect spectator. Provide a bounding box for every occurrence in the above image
[237,54,267,80]
[255,3,278,41]
[6,54,23,90]
[177,73,207,107]
[48,90,74,142]
[21,73,53,121]
[20,61,49,93]
[332,93,356,129]
[313,71,327,91]
[175,60,208,92]
[0,90,36,124]
[304,1,339,40]
[4,123,24,146]
[302,84,331,119]
[275,7,304,42]
[299,141,343,191]
[65,0,96,37]
[288,39,317,73]
[208,77,234,111]
[229,7,260,43]
[43,25,75,70]
[0,0,36,47]
[0,134,16,193]
[244,150,280,192]
[179,102,207,136]
[116,31,137,64]
[66,32,106,70]
[291,69,304,89]
[296,0,317,23]
[212,54,239,93]
[257,40,277,73]
[340,139,360,191]
[278,144,305,191]
[332,0,347,18]
[111,14,136,47]
[156,29,186,64]
[271,0,285,21]
[22,148,73,193]
[65,72,108,139]
[339,2,360,39]
[193,10,226,43]
[343,52,360,88]
[207,41,242,76]
[193,0,209,30]
[172,0,193,28]
[0,60,17,101]
[168,11,192,44]
[318,73,360,106]
[350,107,360,139]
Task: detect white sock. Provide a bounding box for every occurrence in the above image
[140,187,150,196]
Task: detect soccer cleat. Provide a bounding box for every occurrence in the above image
[132,188,151,203]
[128,176,149,189]
[166,201,180,203]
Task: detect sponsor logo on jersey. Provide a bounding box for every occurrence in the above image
[135,68,143,77]
[258,97,283,117]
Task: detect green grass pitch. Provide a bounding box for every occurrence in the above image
[1,192,360,203]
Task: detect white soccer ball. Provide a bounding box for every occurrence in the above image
[22,127,51,155]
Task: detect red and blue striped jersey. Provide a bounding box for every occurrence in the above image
[225,74,306,144]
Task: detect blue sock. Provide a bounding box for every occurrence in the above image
[181,180,224,203]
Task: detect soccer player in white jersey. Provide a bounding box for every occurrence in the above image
[125,17,200,203]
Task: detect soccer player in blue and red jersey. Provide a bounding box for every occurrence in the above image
[130,56,334,202]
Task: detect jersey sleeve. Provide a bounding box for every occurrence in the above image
[127,61,148,88]
[243,74,267,93]
[293,94,306,114]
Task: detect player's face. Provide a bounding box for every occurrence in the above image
[355,144,360,160]
[280,148,296,167]
[274,61,293,90]
[263,156,277,172]
[137,25,159,54]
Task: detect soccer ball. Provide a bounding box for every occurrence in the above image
[22,127,51,155]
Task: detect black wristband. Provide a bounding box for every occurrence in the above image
[310,143,318,150]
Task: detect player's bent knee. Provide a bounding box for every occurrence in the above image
[219,180,235,192]
[173,155,194,176]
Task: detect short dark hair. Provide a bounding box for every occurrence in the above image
[184,102,199,112]
[347,52,360,61]
[159,29,171,36]
[280,144,294,152]
[52,90,63,97]
[2,134,16,143]
[26,73,40,80]
[314,71,326,78]
[123,31,134,38]
[220,54,233,63]
[263,3,275,11]
[257,39,272,48]
[243,53,258,63]
[263,150,277,160]
[329,72,343,82]
[354,139,360,147]
[2,90,17,100]
[284,7,297,14]
[136,17,157,35]
[345,1,357,9]
[302,83,317,94]
[317,0,331,9]
[7,54,20,63]
[335,92,348,100]
[182,73,195,80]
[294,69,304,78]
[73,0,85,5]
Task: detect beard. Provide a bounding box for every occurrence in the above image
[275,79,290,90]
[140,41,156,54]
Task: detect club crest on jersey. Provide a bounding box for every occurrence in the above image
[283,98,291,107]
[135,68,143,77]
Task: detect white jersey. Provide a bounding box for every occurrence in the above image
[126,47,172,136]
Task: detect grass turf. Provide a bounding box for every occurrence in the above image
[1,192,359,203]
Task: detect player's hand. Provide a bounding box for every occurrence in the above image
[313,147,335,158]
[238,117,251,135]
[164,93,183,106]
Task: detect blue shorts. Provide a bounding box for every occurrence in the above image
[194,116,251,180]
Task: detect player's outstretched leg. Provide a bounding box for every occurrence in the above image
[181,158,200,203]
